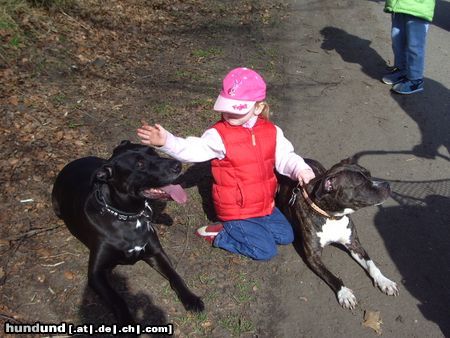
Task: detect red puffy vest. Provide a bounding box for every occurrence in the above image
[210,118,277,221]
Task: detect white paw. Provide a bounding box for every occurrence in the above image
[376,276,399,296]
[337,286,357,309]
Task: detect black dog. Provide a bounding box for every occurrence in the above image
[277,158,398,309]
[52,140,204,324]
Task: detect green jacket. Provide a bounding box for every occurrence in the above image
[384,0,436,22]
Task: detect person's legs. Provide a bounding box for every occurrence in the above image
[391,13,407,71]
[214,218,277,260]
[213,208,294,260]
[382,13,408,84]
[405,15,429,80]
[391,14,429,94]
[265,207,294,245]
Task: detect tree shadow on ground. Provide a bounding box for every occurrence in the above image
[79,272,169,337]
[434,0,450,32]
[375,182,450,336]
[352,150,450,336]
[320,26,450,160]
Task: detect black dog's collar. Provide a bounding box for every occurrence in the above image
[95,189,153,222]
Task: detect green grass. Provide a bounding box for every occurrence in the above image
[152,103,176,118]
[219,313,255,336]
[192,47,223,58]
[51,93,66,105]
[173,69,206,82]
[0,0,74,59]
[232,272,259,304]
[27,0,75,9]
[174,312,211,336]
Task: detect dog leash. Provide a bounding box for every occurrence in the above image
[289,183,334,219]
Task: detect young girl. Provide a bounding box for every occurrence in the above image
[137,67,315,261]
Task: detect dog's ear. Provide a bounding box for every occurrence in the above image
[118,140,131,147]
[341,156,358,164]
[110,140,131,158]
[324,177,334,192]
[96,165,113,182]
[315,176,335,199]
[340,157,356,165]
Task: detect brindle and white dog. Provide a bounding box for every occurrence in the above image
[277,158,398,309]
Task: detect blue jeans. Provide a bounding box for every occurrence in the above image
[213,207,294,261]
[391,13,429,80]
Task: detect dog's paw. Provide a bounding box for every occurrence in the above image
[337,286,357,309]
[376,276,399,296]
[182,294,205,313]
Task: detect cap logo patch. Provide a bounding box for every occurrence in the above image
[232,104,248,111]
[227,80,241,97]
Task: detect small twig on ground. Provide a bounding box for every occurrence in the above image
[4,225,62,242]
[60,11,91,31]
[0,313,22,323]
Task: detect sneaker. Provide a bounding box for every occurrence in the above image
[382,68,406,85]
[195,224,223,244]
[392,78,424,95]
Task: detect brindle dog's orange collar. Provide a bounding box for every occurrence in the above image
[289,183,336,219]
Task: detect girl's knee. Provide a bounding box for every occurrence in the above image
[251,244,277,261]
[276,226,294,245]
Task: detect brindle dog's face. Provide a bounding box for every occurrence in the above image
[314,158,391,212]
[95,140,182,200]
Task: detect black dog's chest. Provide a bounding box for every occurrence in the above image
[88,207,157,259]
[114,218,156,257]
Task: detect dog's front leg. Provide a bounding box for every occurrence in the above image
[143,251,205,312]
[303,243,357,309]
[88,246,134,324]
[346,235,399,296]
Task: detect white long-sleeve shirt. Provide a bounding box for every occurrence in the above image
[159,116,311,180]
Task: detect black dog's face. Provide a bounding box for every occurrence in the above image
[314,158,390,212]
[96,141,184,201]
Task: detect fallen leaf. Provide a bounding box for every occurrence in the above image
[201,321,212,328]
[9,95,19,106]
[37,248,52,258]
[64,271,75,280]
[363,310,382,335]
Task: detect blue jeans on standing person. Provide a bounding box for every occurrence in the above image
[213,207,294,261]
[391,13,430,80]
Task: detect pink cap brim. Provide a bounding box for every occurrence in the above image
[213,95,255,115]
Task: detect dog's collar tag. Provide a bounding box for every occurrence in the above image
[289,187,300,207]
[143,200,153,218]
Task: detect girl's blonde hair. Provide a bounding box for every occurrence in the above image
[256,101,271,120]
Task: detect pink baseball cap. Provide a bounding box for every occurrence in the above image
[213,67,266,115]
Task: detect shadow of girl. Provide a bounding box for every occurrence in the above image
[320,26,450,160]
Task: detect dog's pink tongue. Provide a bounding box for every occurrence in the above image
[161,184,187,204]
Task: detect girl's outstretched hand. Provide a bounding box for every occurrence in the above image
[137,121,167,147]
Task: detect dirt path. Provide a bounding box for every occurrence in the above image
[1,0,449,337]
[256,0,450,337]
